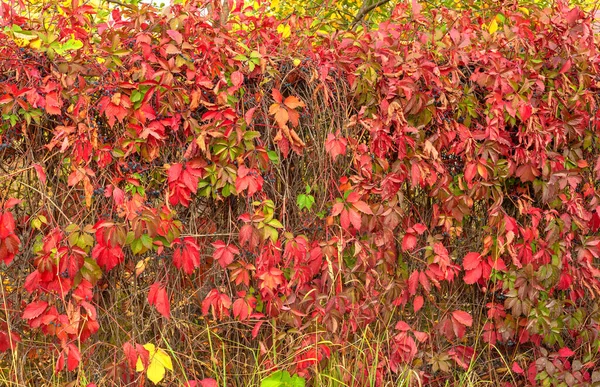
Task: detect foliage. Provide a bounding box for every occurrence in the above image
[260,370,305,387]
[135,343,174,385]
[1,0,600,386]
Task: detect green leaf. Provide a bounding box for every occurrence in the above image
[79,258,102,285]
[131,90,143,103]
[140,234,153,249]
[297,194,314,211]
[261,371,305,387]
[267,151,279,164]
[131,238,143,255]
[61,37,83,51]
[267,219,284,228]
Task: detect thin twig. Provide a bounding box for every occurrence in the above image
[351,0,392,29]
[105,0,137,10]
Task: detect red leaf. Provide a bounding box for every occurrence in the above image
[251,320,265,339]
[412,223,427,234]
[0,240,16,265]
[22,301,48,320]
[462,252,481,270]
[67,344,81,371]
[325,133,347,161]
[452,310,473,327]
[231,71,244,87]
[173,237,201,275]
[245,107,257,125]
[464,162,477,183]
[0,331,20,352]
[352,200,373,215]
[33,164,47,185]
[413,295,424,313]
[402,234,417,251]
[463,265,482,285]
[395,320,411,331]
[148,282,171,319]
[3,198,21,210]
[91,243,124,271]
[448,345,474,369]
[331,202,344,217]
[201,289,232,320]
[557,347,575,357]
[232,296,254,321]
[559,58,572,74]
[236,166,263,196]
[167,163,183,182]
[408,271,419,295]
[166,29,183,45]
[45,92,62,115]
[239,224,259,249]
[212,240,239,268]
[512,361,524,374]
[518,104,532,121]
[347,208,362,230]
[122,342,137,369]
[272,88,283,104]
[56,350,65,372]
[184,380,218,387]
[413,331,428,343]
[0,212,16,239]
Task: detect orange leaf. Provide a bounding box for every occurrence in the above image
[274,107,289,128]
[283,95,305,109]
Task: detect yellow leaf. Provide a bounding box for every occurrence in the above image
[14,39,29,48]
[153,347,173,371]
[147,358,166,384]
[277,24,291,39]
[29,39,42,49]
[488,19,498,34]
[136,343,173,385]
[518,7,530,16]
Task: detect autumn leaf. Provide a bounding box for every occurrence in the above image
[235,166,264,196]
[91,243,124,271]
[166,29,183,45]
[232,293,255,321]
[231,71,244,87]
[212,240,239,268]
[45,92,62,115]
[22,301,48,320]
[148,283,171,319]
[172,237,201,275]
[451,310,473,339]
[67,344,81,371]
[269,89,305,129]
[557,347,575,358]
[201,289,232,320]
[33,164,47,185]
[413,295,424,313]
[136,343,173,385]
[462,252,483,284]
[325,132,347,161]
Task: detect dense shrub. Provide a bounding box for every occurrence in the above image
[1,0,600,385]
